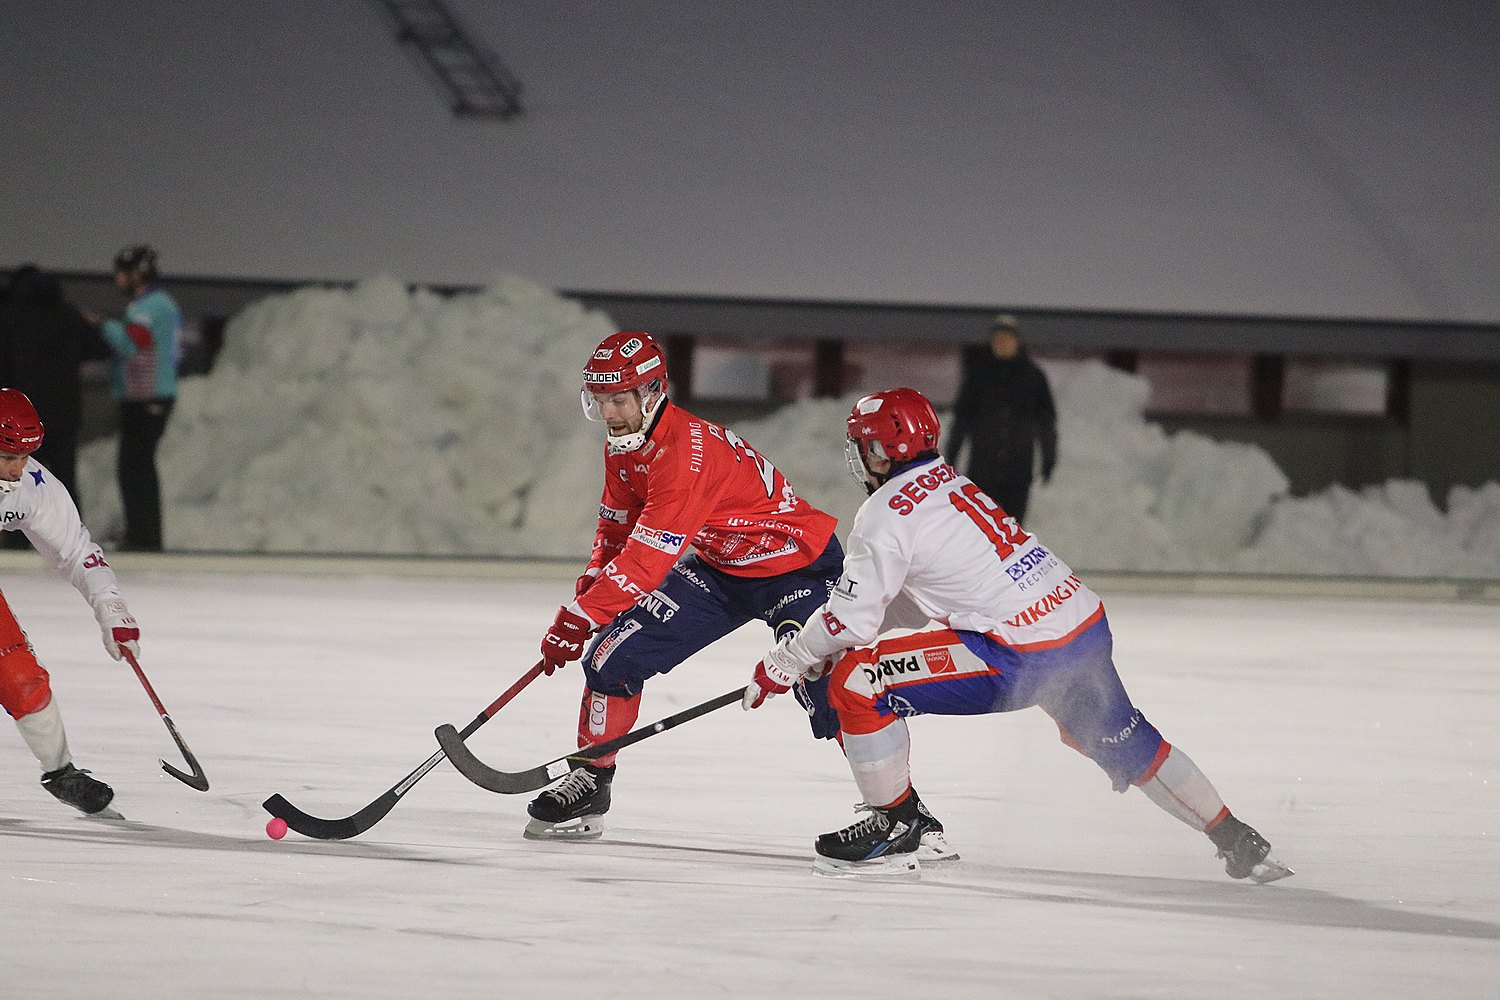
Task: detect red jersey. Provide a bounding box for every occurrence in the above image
[578,401,838,624]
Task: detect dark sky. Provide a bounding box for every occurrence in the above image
[4,1,1497,321]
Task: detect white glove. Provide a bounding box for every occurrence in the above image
[97,599,140,661]
[742,646,805,711]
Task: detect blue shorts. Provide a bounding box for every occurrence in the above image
[583,537,844,738]
[829,614,1163,789]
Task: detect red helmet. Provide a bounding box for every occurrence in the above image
[0,388,44,455]
[581,332,671,453]
[582,332,669,395]
[845,388,940,489]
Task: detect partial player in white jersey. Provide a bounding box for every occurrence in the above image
[0,389,142,816]
[743,388,1291,882]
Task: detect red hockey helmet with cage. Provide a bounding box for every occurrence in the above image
[845,388,940,485]
[581,332,669,395]
[0,388,45,455]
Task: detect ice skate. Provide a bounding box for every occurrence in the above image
[812,797,923,878]
[523,761,613,840]
[909,787,959,862]
[40,764,117,817]
[1210,814,1293,884]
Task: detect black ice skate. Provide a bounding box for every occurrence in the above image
[1209,814,1293,884]
[41,764,117,817]
[523,761,614,840]
[813,794,923,878]
[909,787,959,862]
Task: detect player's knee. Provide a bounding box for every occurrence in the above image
[0,647,52,719]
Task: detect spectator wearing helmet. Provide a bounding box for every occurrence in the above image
[0,388,143,816]
[519,331,926,845]
[945,313,1057,525]
[743,387,1290,884]
[84,245,181,551]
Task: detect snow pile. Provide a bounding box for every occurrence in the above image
[76,278,1500,578]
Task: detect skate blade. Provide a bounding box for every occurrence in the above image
[812,853,921,879]
[83,806,126,821]
[523,814,605,841]
[1248,854,1294,884]
[917,831,960,862]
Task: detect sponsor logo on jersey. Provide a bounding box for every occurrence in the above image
[821,611,847,635]
[922,647,955,673]
[674,563,713,592]
[766,587,813,619]
[1005,574,1084,628]
[1006,544,1052,581]
[884,694,922,719]
[599,505,629,524]
[585,370,623,385]
[1102,711,1144,745]
[630,523,688,554]
[833,575,859,601]
[81,551,109,569]
[620,337,643,358]
[861,653,925,684]
[591,619,641,672]
[638,589,680,623]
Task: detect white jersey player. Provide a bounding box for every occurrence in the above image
[743,387,1291,881]
[0,389,141,816]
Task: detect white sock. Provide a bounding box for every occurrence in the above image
[1136,744,1227,832]
[15,698,71,774]
[842,722,911,808]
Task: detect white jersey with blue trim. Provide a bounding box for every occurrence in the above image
[775,457,1103,673]
[0,459,126,616]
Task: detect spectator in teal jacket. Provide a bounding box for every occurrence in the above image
[87,246,180,551]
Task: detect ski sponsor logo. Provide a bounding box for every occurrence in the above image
[630,523,687,554]
[922,647,955,674]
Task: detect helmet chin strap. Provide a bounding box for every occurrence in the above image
[605,388,667,454]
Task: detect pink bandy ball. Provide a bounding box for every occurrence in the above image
[266,816,289,840]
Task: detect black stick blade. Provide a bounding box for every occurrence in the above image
[437,687,745,796]
[261,792,392,841]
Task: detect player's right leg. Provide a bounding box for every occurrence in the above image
[524,558,747,840]
[0,597,114,816]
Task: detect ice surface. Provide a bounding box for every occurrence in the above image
[1,557,1496,999]
[74,279,1500,577]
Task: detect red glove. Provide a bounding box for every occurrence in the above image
[575,568,601,599]
[742,656,799,711]
[540,605,594,675]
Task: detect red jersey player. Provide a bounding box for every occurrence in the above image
[744,388,1290,881]
[524,331,856,840]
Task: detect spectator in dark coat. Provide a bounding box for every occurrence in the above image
[0,265,103,505]
[944,313,1058,525]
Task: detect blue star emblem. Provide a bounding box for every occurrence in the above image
[29,469,44,485]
